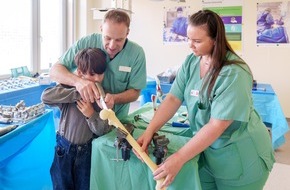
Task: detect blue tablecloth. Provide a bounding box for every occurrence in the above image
[252,83,275,95]
[0,110,56,190]
[252,84,289,149]
[0,81,60,129]
[0,82,55,106]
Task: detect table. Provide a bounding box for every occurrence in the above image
[0,81,60,128]
[252,83,289,149]
[90,128,201,190]
[0,81,55,106]
[0,110,56,190]
[123,103,192,138]
[141,82,289,150]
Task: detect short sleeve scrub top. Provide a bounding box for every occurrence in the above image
[170,52,275,186]
[59,33,147,119]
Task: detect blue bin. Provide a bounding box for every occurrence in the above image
[160,83,172,94]
[140,77,156,106]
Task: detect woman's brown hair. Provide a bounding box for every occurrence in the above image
[189,9,250,96]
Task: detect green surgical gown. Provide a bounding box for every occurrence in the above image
[59,33,147,119]
[170,52,275,186]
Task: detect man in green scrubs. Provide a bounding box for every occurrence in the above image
[49,9,146,119]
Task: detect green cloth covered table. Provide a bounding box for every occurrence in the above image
[122,102,193,137]
[90,128,201,190]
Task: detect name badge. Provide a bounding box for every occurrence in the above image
[119,66,131,72]
[190,90,199,97]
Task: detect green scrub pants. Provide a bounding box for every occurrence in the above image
[199,160,270,190]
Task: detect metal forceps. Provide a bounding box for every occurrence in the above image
[95,82,108,110]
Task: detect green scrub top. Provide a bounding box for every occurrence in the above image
[59,33,147,119]
[170,52,275,186]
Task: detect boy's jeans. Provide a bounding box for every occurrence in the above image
[50,134,92,190]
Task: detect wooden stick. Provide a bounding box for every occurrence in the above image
[100,109,166,190]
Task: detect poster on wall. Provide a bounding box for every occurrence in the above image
[163,6,190,44]
[205,6,243,52]
[257,1,290,45]
[202,0,242,6]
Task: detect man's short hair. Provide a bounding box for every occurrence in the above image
[103,9,130,28]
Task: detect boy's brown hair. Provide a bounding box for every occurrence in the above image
[74,48,106,75]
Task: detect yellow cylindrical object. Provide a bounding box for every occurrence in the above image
[100,109,166,190]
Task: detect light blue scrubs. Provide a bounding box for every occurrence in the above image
[59,33,147,119]
[170,52,275,189]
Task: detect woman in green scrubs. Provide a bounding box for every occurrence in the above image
[137,10,275,190]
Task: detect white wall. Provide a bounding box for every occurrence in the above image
[86,0,290,118]
[241,1,290,118]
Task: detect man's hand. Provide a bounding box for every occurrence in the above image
[96,93,115,110]
[75,78,100,103]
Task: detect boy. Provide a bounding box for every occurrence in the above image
[42,48,113,190]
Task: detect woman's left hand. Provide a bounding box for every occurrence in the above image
[153,153,183,188]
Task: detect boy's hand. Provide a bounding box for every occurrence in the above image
[76,99,94,118]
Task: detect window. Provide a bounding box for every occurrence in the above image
[0,1,32,76]
[40,0,64,70]
[0,0,65,77]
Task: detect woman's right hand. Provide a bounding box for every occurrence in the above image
[134,130,155,161]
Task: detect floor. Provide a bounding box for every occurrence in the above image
[274,130,290,165]
[129,101,290,190]
[264,125,290,190]
[264,163,290,190]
